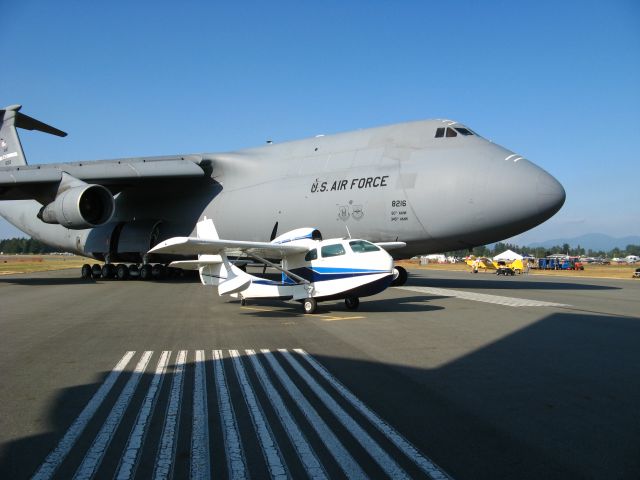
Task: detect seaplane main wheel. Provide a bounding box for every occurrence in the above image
[303,298,317,314]
[390,266,408,287]
[345,296,360,310]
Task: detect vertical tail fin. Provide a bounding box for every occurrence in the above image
[0,105,67,167]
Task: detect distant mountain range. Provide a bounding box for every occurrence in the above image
[527,234,640,251]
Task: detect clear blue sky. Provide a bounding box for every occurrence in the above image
[1,1,639,244]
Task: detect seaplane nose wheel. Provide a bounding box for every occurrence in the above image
[303,298,317,314]
[344,296,360,310]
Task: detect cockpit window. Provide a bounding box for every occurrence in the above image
[435,127,445,138]
[321,243,346,258]
[445,127,457,137]
[454,127,473,136]
[349,240,380,253]
[304,248,318,261]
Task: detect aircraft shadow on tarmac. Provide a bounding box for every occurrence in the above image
[238,295,447,316]
[407,276,621,291]
[2,311,639,480]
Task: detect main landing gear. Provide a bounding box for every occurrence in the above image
[390,266,408,287]
[80,263,178,281]
[344,296,360,309]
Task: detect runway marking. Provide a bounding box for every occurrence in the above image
[246,350,328,480]
[154,349,187,480]
[32,351,136,480]
[396,286,571,307]
[116,350,171,480]
[279,349,410,479]
[230,349,288,479]
[191,350,211,480]
[213,350,247,480]
[34,350,451,479]
[296,349,450,479]
[74,351,153,479]
[259,349,366,479]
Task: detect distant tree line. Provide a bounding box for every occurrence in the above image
[444,242,640,259]
[0,237,57,254]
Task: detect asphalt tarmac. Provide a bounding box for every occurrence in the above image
[0,268,638,479]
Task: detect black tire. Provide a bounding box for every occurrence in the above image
[128,264,140,278]
[101,264,114,279]
[152,264,167,280]
[390,266,408,286]
[240,298,247,306]
[81,264,92,279]
[92,264,102,277]
[345,296,360,309]
[116,264,129,280]
[303,297,317,314]
[140,264,152,280]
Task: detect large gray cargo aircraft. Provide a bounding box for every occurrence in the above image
[0,104,565,280]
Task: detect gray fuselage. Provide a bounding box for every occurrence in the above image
[0,119,565,259]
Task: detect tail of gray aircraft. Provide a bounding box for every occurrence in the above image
[0,104,67,167]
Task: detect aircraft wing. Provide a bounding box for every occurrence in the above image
[375,242,407,251]
[0,155,209,201]
[148,236,310,258]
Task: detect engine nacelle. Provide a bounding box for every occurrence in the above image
[38,184,115,229]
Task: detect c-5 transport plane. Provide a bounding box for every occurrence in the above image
[0,104,565,283]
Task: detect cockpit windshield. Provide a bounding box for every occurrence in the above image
[435,126,476,138]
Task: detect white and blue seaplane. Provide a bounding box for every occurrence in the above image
[148,218,406,314]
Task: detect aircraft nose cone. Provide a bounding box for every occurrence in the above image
[536,169,566,218]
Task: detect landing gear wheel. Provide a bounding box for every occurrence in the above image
[92,264,102,277]
[152,264,167,280]
[390,266,408,286]
[101,264,115,279]
[140,264,152,280]
[240,298,247,306]
[303,298,317,314]
[81,264,92,279]
[116,264,129,280]
[345,296,360,310]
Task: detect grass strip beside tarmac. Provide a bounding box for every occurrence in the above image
[0,255,94,275]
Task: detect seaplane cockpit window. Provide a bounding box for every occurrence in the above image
[305,248,318,261]
[321,243,346,258]
[349,240,380,253]
[445,127,457,137]
[435,127,445,138]
[454,127,474,136]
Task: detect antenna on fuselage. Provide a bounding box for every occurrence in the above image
[345,225,352,239]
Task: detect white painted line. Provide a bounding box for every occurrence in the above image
[229,349,287,479]
[74,351,153,480]
[32,351,136,480]
[295,349,451,480]
[396,286,571,307]
[191,350,211,480]
[213,350,247,480]
[260,349,366,480]
[116,351,171,480]
[154,350,187,480]
[246,350,327,480]
[279,349,410,480]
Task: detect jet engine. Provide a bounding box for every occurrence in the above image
[38,183,115,229]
